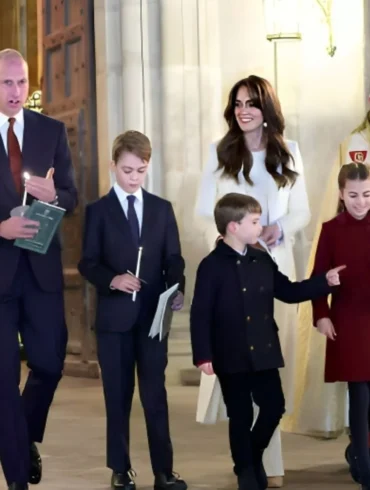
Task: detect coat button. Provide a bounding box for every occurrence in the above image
[236,260,241,265]
[250,345,254,350]
[264,314,269,320]
[260,286,264,292]
[268,343,272,348]
[246,316,251,321]
[242,288,247,292]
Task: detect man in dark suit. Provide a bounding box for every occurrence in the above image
[78,130,187,490]
[0,49,77,490]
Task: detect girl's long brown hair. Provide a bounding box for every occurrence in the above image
[217,75,297,188]
[337,162,370,213]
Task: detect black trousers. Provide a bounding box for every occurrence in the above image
[0,253,66,486]
[348,381,370,484]
[218,369,285,476]
[97,326,173,475]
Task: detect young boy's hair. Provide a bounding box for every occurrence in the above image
[214,193,262,235]
[112,130,152,164]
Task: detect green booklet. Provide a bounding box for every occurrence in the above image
[14,200,66,255]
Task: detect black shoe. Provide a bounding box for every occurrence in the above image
[253,451,268,490]
[29,443,42,485]
[361,475,370,489]
[345,443,362,483]
[253,455,268,489]
[111,469,136,489]
[8,484,29,490]
[237,467,260,490]
[154,472,187,490]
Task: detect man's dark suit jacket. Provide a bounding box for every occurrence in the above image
[190,240,331,375]
[78,187,185,332]
[0,109,78,295]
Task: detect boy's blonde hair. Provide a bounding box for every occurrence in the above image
[112,130,152,164]
[214,193,262,235]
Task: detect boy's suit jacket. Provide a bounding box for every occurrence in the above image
[78,187,185,332]
[190,241,330,374]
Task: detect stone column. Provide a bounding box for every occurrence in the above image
[94,0,124,194]
[94,0,162,196]
[272,40,311,278]
[161,0,223,306]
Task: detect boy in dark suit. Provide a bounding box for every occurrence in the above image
[190,193,345,490]
[78,131,187,490]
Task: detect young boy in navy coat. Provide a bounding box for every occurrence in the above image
[78,131,187,490]
[190,193,345,490]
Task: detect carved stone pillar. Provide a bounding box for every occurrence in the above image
[160,0,223,306]
[94,0,163,196]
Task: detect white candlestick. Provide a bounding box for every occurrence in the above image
[22,189,27,206]
[22,172,30,207]
[132,246,143,302]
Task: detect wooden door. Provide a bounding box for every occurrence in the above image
[42,0,99,377]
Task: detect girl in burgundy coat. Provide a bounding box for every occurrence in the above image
[312,162,370,490]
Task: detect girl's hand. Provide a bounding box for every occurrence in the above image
[326,265,346,286]
[317,317,336,340]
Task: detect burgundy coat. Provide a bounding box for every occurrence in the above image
[312,211,370,382]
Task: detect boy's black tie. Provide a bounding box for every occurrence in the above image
[127,195,140,245]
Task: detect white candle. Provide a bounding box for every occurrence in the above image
[22,172,30,206]
[132,246,143,302]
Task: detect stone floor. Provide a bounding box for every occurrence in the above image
[0,373,357,490]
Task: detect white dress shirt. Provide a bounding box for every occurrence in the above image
[113,183,143,232]
[0,110,24,153]
[237,246,247,256]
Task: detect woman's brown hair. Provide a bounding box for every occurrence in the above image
[217,75,298,188]
[337,162,370,213]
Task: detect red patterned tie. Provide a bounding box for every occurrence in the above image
[7,117,22,193]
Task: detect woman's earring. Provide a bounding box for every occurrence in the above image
[263,122,268,128]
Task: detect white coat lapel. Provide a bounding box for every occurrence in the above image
[266,164,290,224]
[266,169,280,223]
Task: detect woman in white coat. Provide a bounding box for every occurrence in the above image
[194,75,310,488]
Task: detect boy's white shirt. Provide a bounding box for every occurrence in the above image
[229,239,273,258]
[113,182,143,231]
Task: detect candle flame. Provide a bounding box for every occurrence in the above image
[23,172,30,180]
